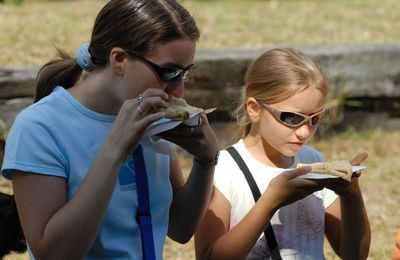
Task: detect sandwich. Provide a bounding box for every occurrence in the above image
[296,160,353,182]
[161,96,201,120]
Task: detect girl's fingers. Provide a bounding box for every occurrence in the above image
[135,96,169,117]
[281,166,312,179]
[140,112,167,125]
[350,152,368,166]
[198,112,209,124]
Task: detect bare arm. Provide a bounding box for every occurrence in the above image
[167,149,216,243]
[13,144,124,260]
[164,114,218,243]
[325,153,371,260]
[195,187,275,260]
[195,167,324,260]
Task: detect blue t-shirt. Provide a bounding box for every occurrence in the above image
[1,86,173,259]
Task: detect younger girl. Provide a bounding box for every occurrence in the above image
[195,48,370,259]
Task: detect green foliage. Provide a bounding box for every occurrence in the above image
[1,0,25,5]
[1,0,77,4]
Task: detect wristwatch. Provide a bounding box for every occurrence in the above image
[194,150,220,166]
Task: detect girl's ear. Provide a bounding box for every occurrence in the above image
[109,47,127,76]
[246,97,263,123]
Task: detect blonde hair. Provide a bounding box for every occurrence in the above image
[233,48,329,138]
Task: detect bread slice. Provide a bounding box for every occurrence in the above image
[161,96,201,120]
[296,160,353,182]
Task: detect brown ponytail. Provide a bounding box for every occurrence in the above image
[34,49,83,103]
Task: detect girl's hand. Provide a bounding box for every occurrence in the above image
[106,88,169,159]
[267,166,326,210]
[324,152,368,197]
[158,113,218,163]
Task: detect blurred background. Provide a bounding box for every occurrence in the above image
[1,0,400,66]
[1,0,399,259]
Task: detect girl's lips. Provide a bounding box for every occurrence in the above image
[289,142,304,148]
[289,142,304,145]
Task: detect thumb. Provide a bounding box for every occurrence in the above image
[350,152,368,166]
[281,166,312,179]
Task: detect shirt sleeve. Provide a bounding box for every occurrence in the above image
[1,109,68,180]
[322,188,338,209]
[213,150,237,205]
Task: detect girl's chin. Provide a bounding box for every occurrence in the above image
[282,147,301,157]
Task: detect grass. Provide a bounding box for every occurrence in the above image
[164,127,400,260]
[1,0,400,66]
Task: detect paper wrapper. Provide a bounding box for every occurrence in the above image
[142,108,216,138]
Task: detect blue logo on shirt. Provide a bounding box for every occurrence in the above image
[119,157,136,191]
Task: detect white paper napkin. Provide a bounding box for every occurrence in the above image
[142,108,216,138]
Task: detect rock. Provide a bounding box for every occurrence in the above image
[0,66,38,99]
[1,44,400,131]
[0,98,33,127]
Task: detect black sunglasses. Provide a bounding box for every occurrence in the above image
[129,52,196,82]
[259,101,325,127]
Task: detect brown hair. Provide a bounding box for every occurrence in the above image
[34,0,200,102]
[233,48,329,138]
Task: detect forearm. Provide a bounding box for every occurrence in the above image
[339,186,371,260]
[33,143,124,259]
[168,159,215,243]
[205,194,277,260]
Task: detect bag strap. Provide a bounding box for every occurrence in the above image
[226,146,282,260]
[133,144,156,260]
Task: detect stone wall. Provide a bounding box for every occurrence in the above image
[1,44,400,133]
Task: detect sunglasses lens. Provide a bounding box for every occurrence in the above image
[183,65,195,80]
[161,68,182,82]
[280,112,305,126]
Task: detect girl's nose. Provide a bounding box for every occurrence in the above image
[295,123,315,141]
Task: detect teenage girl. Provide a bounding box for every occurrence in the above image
[1,0,218,259]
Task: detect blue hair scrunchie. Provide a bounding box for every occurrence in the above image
[76,43,93,72]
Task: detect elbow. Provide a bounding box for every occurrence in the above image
[31,243,86,260]
[33,251,85,260]
[168,222,196,244]
[168,232,193,244]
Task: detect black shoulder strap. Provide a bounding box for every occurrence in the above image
[227,146,282,260]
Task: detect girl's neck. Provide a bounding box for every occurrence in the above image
[243,134,293,168]
[68,71,122,115]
